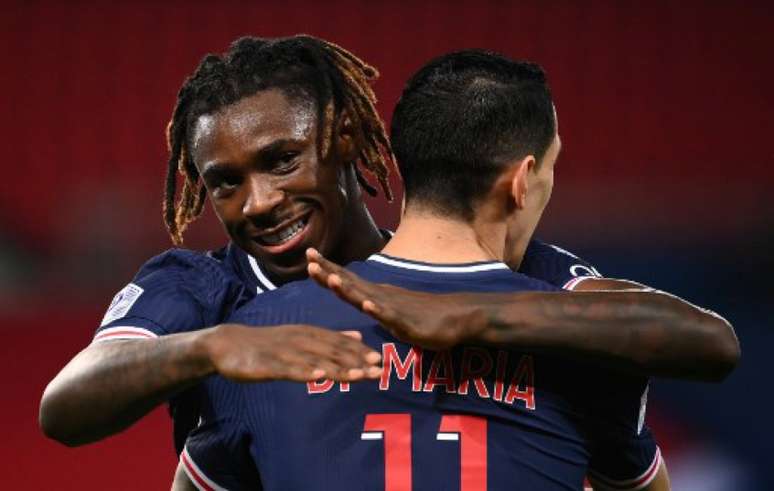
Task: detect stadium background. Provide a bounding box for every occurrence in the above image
[2,1,772,489]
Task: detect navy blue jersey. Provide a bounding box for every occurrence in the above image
[91,243,280,452]
[183,255,659,491]
[88,237,653,481]
[520,239,603,291]
[92,238,599,344]
[93,243,280,343]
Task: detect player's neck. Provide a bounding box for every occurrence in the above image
[381,209,505,264]
[332,202,387,265]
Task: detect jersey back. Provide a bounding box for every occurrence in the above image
[186,255,651,491]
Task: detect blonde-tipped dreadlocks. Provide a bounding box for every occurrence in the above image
[163,35,394,245]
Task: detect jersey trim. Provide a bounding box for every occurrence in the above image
[247,255,277,292]
[563,275,597,290]
[587,446,662,491]
[367,254,510,273]
[92,326,158,343]
[181,446,228,491]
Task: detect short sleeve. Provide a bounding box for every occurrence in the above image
[182,421,260,491]
[93,249,240,342]
[585,376,661,490]
[519,239,603,290]
[587,427,662,490]
[182,377,261,490]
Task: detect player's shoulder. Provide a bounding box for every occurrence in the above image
[520,238,603,290]
[509,270,562,292]
[230,278,330,318]
[95,245,246,340]
[131,245,240,289]
[140,246,229,273]
[524,238,583,261]
[353,255,560,295]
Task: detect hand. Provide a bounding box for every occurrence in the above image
[306,248,487,350]
[204,324,382,383]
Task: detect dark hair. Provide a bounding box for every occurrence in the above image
[164,35,394,245]
[390,49,556,221]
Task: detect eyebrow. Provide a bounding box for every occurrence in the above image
[200,161,230,181]
[254,138,303,160]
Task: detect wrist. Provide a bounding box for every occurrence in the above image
[190,326,222,377]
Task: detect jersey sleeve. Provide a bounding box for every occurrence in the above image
[93,249,240,342]
[587,426,662,491]
[181,377,261,490]
[182,421,259,491]
[585,377,661,490]
[519,238,603,290]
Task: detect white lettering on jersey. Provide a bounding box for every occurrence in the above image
[100,283,144,327]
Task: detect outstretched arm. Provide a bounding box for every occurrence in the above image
[39,325,380,446]
[306,249,739,381]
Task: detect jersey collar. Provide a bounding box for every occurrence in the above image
[367,253,509,273]
[237,228,395,293]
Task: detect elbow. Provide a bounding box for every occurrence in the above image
[39,386,84,447]
[699,317,740,382]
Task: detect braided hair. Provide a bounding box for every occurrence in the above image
[163,35,394,245]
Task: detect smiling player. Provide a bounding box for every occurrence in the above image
[179,50,681,490]
[39,37,736,490]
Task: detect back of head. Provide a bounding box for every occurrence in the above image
[391,50,555,221]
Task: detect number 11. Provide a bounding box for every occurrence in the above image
[361,413,487,491]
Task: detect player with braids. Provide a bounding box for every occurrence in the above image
[41,35,399,454]
[40,36,736,490]
[162,36,393,246]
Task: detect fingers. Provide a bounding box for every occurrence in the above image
[307,262,330,288]
[362,300,379,316]
[287,327,381,382]
[311,368,326,380]
[306,248,345,274]
[280,362,327,383]
[277,349,364,383]
[306,249,356,292]
[215,324,383,384]
[307,249,388,317]
[324,273,376,313]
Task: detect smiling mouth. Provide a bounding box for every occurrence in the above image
[255,215,310,247]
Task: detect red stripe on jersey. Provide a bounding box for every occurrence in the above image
[181,449,217,491]
[93,329,156,341]
[588,447,661,490]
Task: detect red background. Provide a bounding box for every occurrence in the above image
[3,1,772,489]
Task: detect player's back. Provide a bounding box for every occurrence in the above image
[187,254,634,491]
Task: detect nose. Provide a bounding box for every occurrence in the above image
[242,174,285,219]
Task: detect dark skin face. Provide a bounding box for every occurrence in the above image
[190,89,384,282]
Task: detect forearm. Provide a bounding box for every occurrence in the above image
[472,290,738,380]
[39,330,215,446]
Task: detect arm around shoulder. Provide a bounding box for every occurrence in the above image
[572,277,740,382]
[39,330,215,446]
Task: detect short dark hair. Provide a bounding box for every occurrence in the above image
[164,35,394,245]
[390,49,556,221]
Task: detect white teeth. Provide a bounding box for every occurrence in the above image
[261,219,306,246]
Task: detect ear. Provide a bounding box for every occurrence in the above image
[510,155,536,209]
[334,112,359,163]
